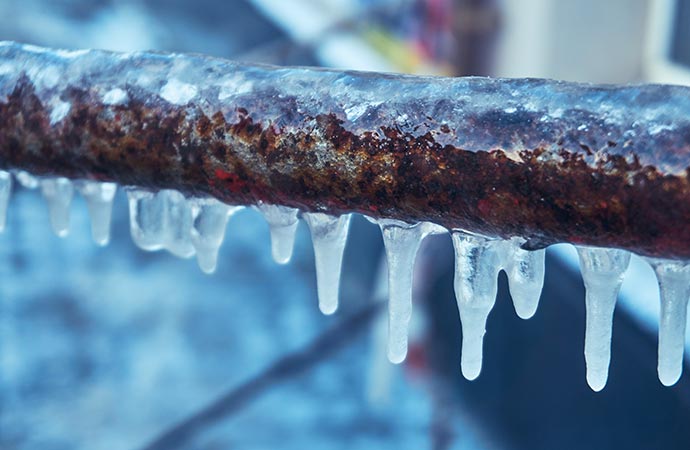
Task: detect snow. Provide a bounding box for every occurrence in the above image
[159,78,198,105]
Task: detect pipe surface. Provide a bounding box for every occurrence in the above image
[1,42,690,258]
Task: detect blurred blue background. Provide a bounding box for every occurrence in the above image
[1,1,690,449]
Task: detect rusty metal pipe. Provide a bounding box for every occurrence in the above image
[1,42,690,258]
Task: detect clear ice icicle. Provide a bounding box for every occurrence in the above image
[452,231,503,380]
[162,190,195,258]
[40,177,74,237]
[127,189,195,257]
[128,189,166,251]
[254,203,299,264]
[78,181,116,246]
[379,220,443,364]
[648,259,690,386]
[0,170,12,232]
[503,239,545,319]
[190,199,243,274]
[304,213,352,315]
[577,247,631,391]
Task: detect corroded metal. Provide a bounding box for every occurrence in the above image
[1,41,690,258]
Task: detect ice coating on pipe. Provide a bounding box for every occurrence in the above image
[577,246,631,391]
[304,212,352,315]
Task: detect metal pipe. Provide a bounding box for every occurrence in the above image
[1,41,690,258]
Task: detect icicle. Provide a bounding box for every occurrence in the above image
[128,189,166,251]
[78,181,116,246]
[647,259,690,386]
[40,177,74,237]
[162,190,195,258]
[190,199,243,274]
[14,170,39,189]
[502,239,545,319]
[452,231,503,380]
[254,203,299,264]
[303,213,352,315]
[378,220,443,364]
[0,170,12,232]
[127,189,195,257]
[577,247,631,391]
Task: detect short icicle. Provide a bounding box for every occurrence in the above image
[576,246,631,391]
[379,220,443,364]
[304,213,352,315]
[40,177,74,237]
[254,203,300,264]
[127,189,166,251]
[503,238,545,319]
[78,181,117,246]
[452,231,503,380]
[190,199,243,274]
[0,170,12,231]
[647,259,690,386]
[161,190,195,258]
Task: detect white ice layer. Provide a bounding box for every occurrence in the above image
[254,203,299,264]
[190,199,243,274]
[127,189,195,258]
[40,177,74,237]
[452,231,504,380]
[576,247,631,391]
[647,259,690,386]
[378,219,444,364]
[78,181,117,246]
[0,170,12,231]
[304,213,352,315]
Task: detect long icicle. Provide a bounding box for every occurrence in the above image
[452,231,503,380]
[379,220,442,364]
[304,213,352,315]
[648,259,690,386]
[576,247,631,391]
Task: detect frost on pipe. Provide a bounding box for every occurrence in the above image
[2,42,690,389]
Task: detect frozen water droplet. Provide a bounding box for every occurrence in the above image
[379,220,441,364]
[128,189,165,251]
[14,170,38,189]
[255,203,299,264]
[41,177,74,237]
[190,199,243,274]
[647,259,690,386]
[163,190,195,258]
[0,170,12,231]
[452,231,503,380]
[503,239,545,319]
[78,181,116,246]
[304,213,352,315]
[577,247,631,391]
